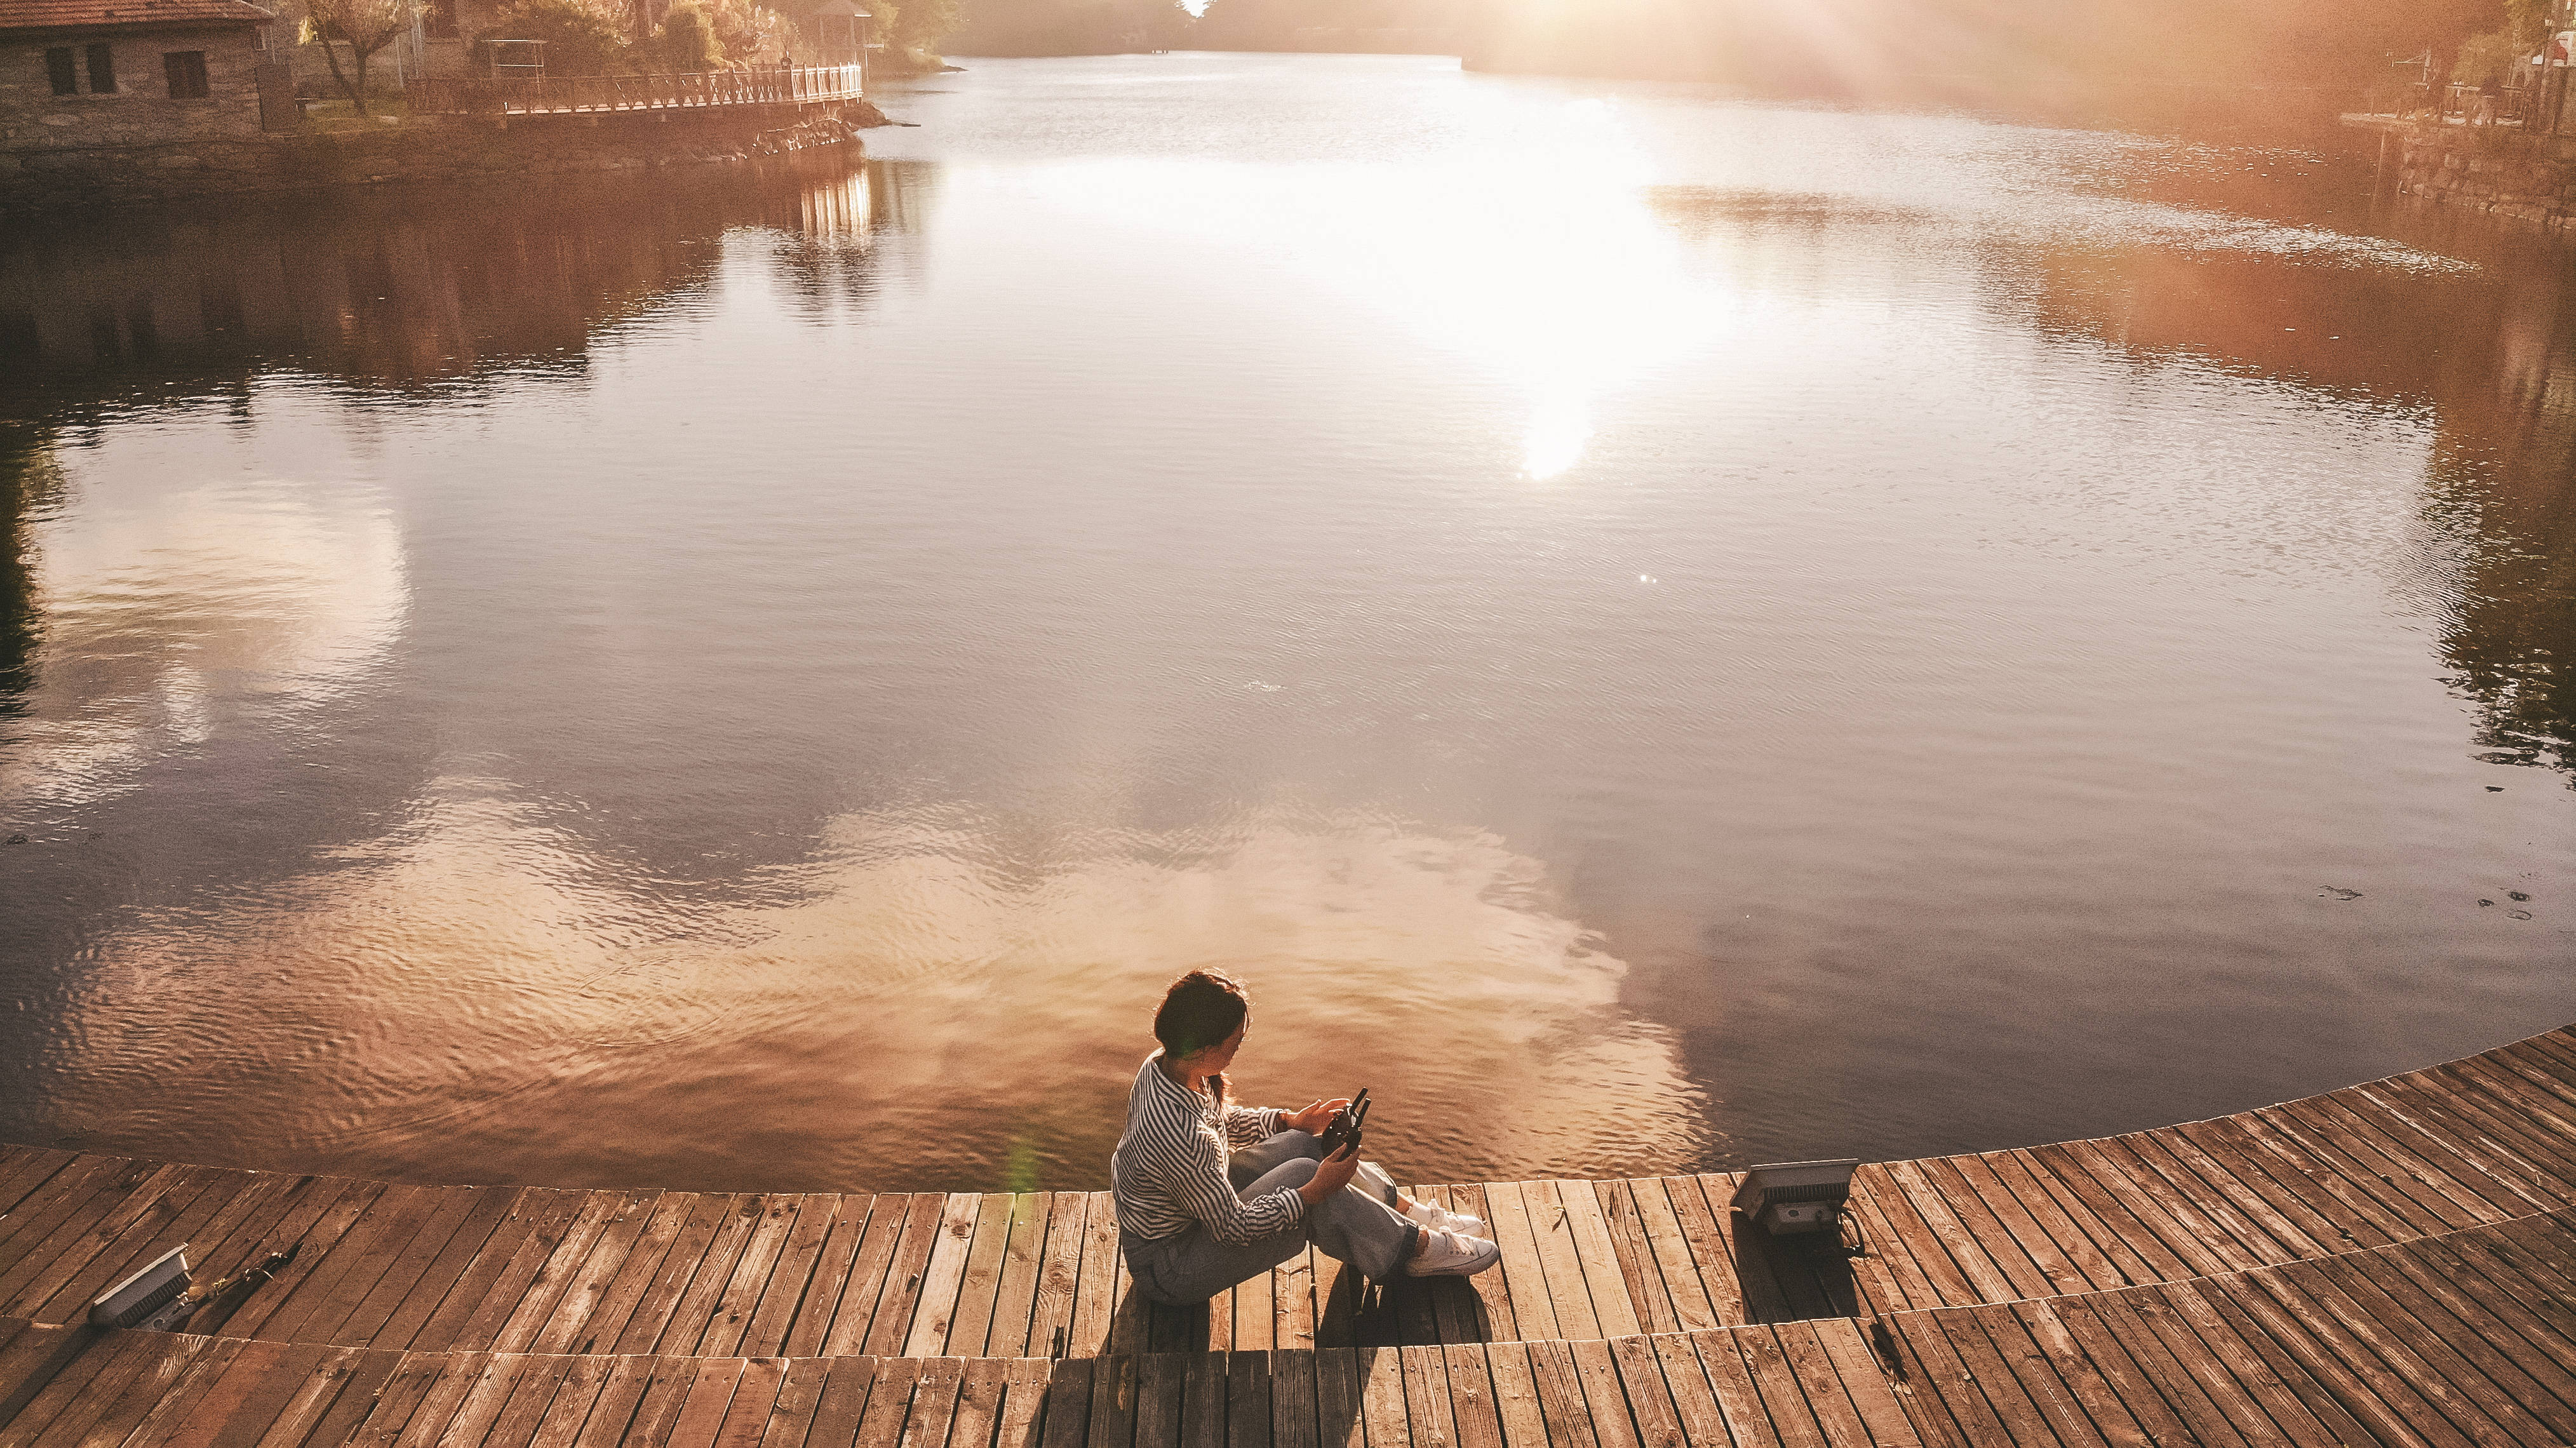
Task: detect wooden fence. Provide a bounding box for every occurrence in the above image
[406,64,863,117]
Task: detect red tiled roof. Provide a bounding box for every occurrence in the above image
[0,0,271,30]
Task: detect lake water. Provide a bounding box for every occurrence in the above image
[1,54,2569,1195]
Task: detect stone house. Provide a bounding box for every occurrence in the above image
[1,0,290,156]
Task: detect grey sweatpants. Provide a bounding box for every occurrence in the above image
[1121,1130,1421,1305]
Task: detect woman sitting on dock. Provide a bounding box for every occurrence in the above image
[1113,969,1501,1306]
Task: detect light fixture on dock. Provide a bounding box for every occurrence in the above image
[1730,1158,1860,1235]
[89,1245,190,1328]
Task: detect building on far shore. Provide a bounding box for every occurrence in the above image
[1,0,292,159]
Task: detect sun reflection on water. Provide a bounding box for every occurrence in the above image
[1027,93,1724,481]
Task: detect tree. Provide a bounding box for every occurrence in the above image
[486,0,633,72]
[655,0,721,68]
[302,0,413,114]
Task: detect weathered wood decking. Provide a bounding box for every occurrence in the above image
[1,1024,2573,1446]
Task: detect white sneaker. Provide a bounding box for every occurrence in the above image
[1405,1199,1489,1239]
[1405,1229,1502,1277]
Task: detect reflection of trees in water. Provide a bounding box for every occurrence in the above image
[2020,234,2576,786]
[0,154,931,706]
[0,426,63,711]
[1644,182,2576,783]
[0,154,923,394]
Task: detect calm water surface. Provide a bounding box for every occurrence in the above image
[1,55,2570,1193]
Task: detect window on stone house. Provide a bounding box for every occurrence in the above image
[85,41,114,91]
[46,46,77,94]
[163,50,208,98]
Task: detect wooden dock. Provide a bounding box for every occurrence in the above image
[1,1024,2573,1446]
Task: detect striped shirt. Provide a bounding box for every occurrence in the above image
[1111,1051,1303,1245]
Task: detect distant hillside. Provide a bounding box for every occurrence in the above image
[948,0,2504,126]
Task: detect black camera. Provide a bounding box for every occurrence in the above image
[1317,1088,1370,1157]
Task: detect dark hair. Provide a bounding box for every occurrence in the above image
[1155,969,1250,1113]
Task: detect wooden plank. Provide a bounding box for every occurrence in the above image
[1234,1248,1276,1355]
[65,1336,224,1448]
[366,1189,528,1354]
[1132,1354,1183,1448]
[1684,1330,1786,1448]
[1624,1181,1717,1332]
[619,1361,717,1448]
[694,1195,808,1358]
[1980,1304,2145,1448]
[1397,1346,1454,1448]
[449,1190,626,1355]
[603,1195,741,1357]
[1981,1151,2148,1290]
[0,1152,77,1224]
[1587,1183,1675,1337]
[242,1346,379,1448]
[2392,1233,2576,1404]
[1638,1332,1732,1448]
[1476,1344,1547,1448]
[1879,1161,2041,1303]
[741,1199,845,1363]
[2249,1105,2464,1238]
[2031,1297,2204,1448]
[1774,1322,1898,1448]
[983,1196,1054,1362]
[821,1197,923,1361]
[471,1355,575,1448]
[2053,1139,2252,1277]
[1178,1352,1224,1448]
[2,1325,162,1448]
[1560,1340,1640,1448]
[993,1359,1052,1448]
[410,1190,586,1354]
[944,1358,1012,1448]
[2005,1147,2192,1291]
[1475,1185,1557,1343]
[802,1357,884,1448]
[1736,1325,1842,1448]
[901,1197,986,1359]
[1313,1349,1361,1448]
[1931,1154,2104,1294]
[1084,1352,1136,1448]
[1519,1341,1598,1448]
[1535,1182,1626,1339]
[2279,1256,2554,1443]
[13,1165,228,1323]
[1807,1318,1923,1448]
[1437,1348,1497,1448]
[220,1181,390,1341]
[2319,1249,2576,1442]
[2190,1115,2408,1250]
[706,1358,788,1448]
[1033,1359,1090,1448]
[2174,1273,2411,1442]
[899,1360,968,1448]
[2312,1091,2538,1220]
[651,1195,774,1357]
[1836,1177,1938,1316]
[1845,1171,1978,1311]
[327,1188,500,1351]
[864,1197,954,1360]
[659,1359,749,1448]
[527,1191,684,1358]
[2192,1272,2449,1448]
[1271,1349,1319,1448]
[2358,1078,2568,1206]
[1273,1249,1318,1355]
[2116,1131,2316,1263]
[944,1195,1021,1360]
[1023,1195,1087,1364]
[1355,1348,1407,1448]
[0,1157,151,1271]
[158,1339,336,1448]
[109,1338,252,1448]
[1440,1188,1514,1343]
[779,1202,873,1362]
[1064,1196,1122,1362]
[262,1187,450,1346]
[519,1355,626,1448]
[489,1191,656,1355]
